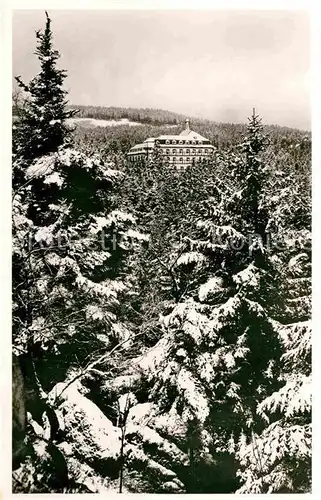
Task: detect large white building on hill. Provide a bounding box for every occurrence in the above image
[127,119,215,166]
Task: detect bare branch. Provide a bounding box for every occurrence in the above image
[56,328,149,400]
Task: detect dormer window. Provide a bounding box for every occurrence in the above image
[172,140,177,144]
[166,140,170,144]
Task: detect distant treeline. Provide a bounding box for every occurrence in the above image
[68,105,186,126]
[70,106,311,160]
[68,104,310,133]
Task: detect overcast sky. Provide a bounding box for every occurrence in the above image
[12,9,310,129]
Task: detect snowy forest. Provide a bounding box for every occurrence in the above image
[12,13,311,494]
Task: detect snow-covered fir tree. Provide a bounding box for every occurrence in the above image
[13,11,76,167]
[12,14,148,493]
[235,124,311,493]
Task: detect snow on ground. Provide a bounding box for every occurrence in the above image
[68,117,144,128]
[67,118,178,129]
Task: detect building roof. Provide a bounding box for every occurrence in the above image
[156,119,208,141]
[155,132,207,141]
[128,119,212,154]
[180,129,208,140]
[130,143,146,151]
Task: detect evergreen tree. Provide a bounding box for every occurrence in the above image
[232,109,268,235]
[235,130,311,493]
[13,11,76,164]
[236,301,311,493]
[12,14,147,492]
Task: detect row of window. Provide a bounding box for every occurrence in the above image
[129,148,212,156]
[163,157,205,162]
[129,155,209,163]
[163,148,212,155]
[129,156,143,160]
[162,139,204,145]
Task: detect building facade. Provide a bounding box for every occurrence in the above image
[127,119,215,166]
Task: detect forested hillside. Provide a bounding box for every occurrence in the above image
[69,104,309,155]
[69,104,186,125]
[12,14,311,494]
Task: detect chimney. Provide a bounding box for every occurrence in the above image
[185,118,190,131]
